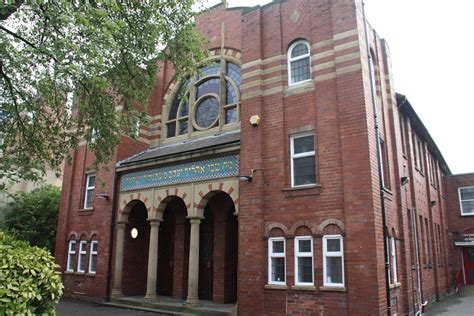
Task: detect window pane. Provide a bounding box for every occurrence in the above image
[87,175,95,187]
[167,122,176,138]
[90,255,97,273]
[226,62,241,86]
[198,62,220,79]
[327,239,341,252]
[195,97,219,128]
[80,242,87,252]
[298,257,313,283]
[272,240,284,253]
[69,242,75,252]
[197,78,220,98]
[92,242,98,252]
[298,239,311,253]
[462,200,474,214]
[225,107,237,124]
[294,136,314,154]
[326,256,343,284]
[271,258,285,282]
[291,43,309,58]
[79,254,86,271]
[460,188,474,200]
[180,100,189,117]
[294,156,316,186]
[68,254,74,270]
[226,81,238,104]
[179,120,188,135]
[85,189,94,208]
[290,57,311,83]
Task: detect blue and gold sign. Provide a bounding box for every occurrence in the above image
[120,155,239,191]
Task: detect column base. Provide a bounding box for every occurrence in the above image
[110,289,124,298]
[144,293,158,300]
[184,297,201,307]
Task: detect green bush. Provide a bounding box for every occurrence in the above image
[0,232,63,315]
[1,185,61,254]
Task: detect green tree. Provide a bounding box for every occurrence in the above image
[0,231,63,315]
[1,185,61,253]
[0,0,206,183]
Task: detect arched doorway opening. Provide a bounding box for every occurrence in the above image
[157,197,190,298]
[198,191,238,303]
[122,201,150,296]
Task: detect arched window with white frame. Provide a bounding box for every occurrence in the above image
[288,40,311,86]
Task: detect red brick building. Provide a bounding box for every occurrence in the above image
[54,1,474,315]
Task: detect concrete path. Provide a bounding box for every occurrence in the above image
[57,297,168,315]
[427,286,474,315]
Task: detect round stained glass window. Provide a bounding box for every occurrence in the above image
[195,96,219,128]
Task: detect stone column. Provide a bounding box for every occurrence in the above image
[185,217,202,306]
[145,219,161,299]
[111,221,127,298]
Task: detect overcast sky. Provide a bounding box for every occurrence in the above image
[205,0,474,174]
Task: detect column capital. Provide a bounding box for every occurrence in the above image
[186,216,204,225]
[147,218,163,226]
[116,221,128,228]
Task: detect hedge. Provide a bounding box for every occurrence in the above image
[0,232,63,315]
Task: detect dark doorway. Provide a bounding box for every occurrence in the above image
[157,202,176,296]
[198,191,238,303]
[463,247,474,285]
[199,205,214,300]
[224,205,238,303]
[123,201,149,296]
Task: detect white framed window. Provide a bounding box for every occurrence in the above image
[290,133,316,187]
[66,240,76,272]
[294,236,314,286]
[83,174,95,209]
[77,241,87,273]
[288,40,311,86]
[268,237,286,285]
[323,235,344,287]
[459,186,474,216]
[391,237,398,284]
[88,241,98,274]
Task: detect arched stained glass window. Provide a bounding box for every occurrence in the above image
[166,59,241,138]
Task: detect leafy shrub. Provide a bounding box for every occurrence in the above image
[1,185,61,254]
[0,232,63,315]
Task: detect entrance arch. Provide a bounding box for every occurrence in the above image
[198,191,238,303]
[122,200,150,296]
[157,197,190,299]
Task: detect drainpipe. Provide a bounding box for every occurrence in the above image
[361,2,391,315]
[105,171,120,301]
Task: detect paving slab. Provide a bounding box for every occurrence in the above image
[427,286,474,315]
[56,297,168,315]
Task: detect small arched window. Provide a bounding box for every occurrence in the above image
[288,40,311,86]
[166,59,241,138]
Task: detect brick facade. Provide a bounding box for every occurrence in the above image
[55,1,473,314]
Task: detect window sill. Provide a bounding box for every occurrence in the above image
[86,273,96,277]
[265,284,288,290]
[390,282,401,289]
[284,80,315,97]
[282,184,321,198]
[64,271,74,275]
[319,286,346,292]
[291,285,316,291]
[78,208,94,215]
[460,213,474,217]
[74,272,86,276]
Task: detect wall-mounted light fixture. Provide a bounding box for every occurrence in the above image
[249,115,261,127]
[98,192,110,200]
[239,169,255,182]
[400,176,410,186]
